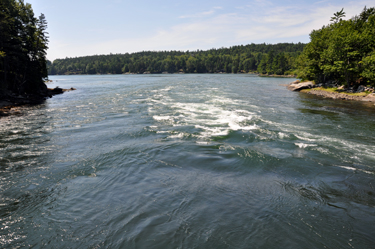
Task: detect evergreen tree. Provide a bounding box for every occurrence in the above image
[48,43,305,76]
[0,0,49,95]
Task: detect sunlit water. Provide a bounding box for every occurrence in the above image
[1,74,375,248]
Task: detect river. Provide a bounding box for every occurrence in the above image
[1,74,375,248]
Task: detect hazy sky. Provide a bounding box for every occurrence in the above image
[26,0,373,61]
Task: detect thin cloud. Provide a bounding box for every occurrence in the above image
[47,0,375,60]
[314,0,330,4]
[179,10,215,19]
[180,11,213,18]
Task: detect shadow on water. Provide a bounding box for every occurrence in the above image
[298,108,341,121]
[297,92,375,139]
[299,92,375,115]
[280,177,375,208]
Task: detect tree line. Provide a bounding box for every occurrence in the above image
[2,1,373,95]
[0,0,49,95]
[297,6,375,87]
[48,43,305,75]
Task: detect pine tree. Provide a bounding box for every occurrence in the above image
[0,0,49,95]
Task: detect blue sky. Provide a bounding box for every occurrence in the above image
[26,0,374,61]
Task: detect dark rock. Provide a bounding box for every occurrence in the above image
[48,87,64,94]
[356,85,365,93]
[1,86,76,118]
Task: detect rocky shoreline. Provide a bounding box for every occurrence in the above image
[301,89,375,102]
[0,87,76,117]
[287,80,375,103]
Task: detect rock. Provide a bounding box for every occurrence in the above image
[287,81,314,91]
[356,85,366,93]
[48,87,63,94]
[363,93,375,102]
[290,80,300,84]
[337,85,345,90]
[0,86,76,118]
[47,87,76,94]
[346,87,354,93]
[0,100,12,108]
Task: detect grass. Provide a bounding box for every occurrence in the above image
[258,74,297,78]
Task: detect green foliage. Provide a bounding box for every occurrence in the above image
[48,43,305,75]
[0,0,49,94]
[361,51,375,80]
[297,6,375,87]
[330,8,346,23]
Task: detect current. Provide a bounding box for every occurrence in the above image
[1,74,375,248]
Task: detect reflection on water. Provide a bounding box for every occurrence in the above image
[1,74,375,248]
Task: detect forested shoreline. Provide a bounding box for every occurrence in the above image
[1,0,375,112]
[0,0,75,116]
[297,7,375,88]
[48,43,305,75]
[0,0,49,96]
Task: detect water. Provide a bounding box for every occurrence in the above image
[1,74,375,248]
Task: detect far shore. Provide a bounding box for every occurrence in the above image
[49,72,296,76]
[51,72,259,75]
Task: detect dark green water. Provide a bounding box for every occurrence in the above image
[1,74,375,248]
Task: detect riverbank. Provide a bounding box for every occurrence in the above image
[0,87,76,116]
[301,88,375,102]
[287,80,375,103]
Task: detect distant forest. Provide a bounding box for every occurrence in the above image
[48,43,305,75]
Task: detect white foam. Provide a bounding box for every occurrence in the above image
[148,88,260,139]
[153,116,172,121]
[295,143,317,149]
[336,165,374,175]
[160,87,172,92]
[196,141,210,145]
[278,132,287,139]
[337,165,356,171]
[168,133,185,138]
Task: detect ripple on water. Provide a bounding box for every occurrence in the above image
[1,75,375,248]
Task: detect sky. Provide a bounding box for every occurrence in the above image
[25,0,374,61]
